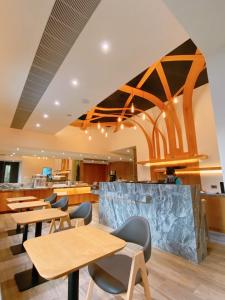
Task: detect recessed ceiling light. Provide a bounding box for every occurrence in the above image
[54,100,60,106]
[43,113,49,119]
[36,123,41,128]
[101,41,110,53]
[62,152,65,155]
[41,150,44,153]
[71,79,79,86]
[16,147,20,151]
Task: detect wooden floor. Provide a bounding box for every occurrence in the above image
[1,204,225,300]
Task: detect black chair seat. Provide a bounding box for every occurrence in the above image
[88,254,142,294]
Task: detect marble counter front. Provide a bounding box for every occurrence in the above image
[99,182,207,263]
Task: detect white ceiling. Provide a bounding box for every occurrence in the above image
[0,146,133,162]
[164,0,225,57]
[0,0,189,134]
[0,0,55,128]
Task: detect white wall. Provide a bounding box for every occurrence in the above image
[0,155,57,184]
[0,125,108,155]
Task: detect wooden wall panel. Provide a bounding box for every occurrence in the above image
[109,162,135,181]
[80,163,108,185]
[202,195,225,233]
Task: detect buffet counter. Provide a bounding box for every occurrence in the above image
[0,185,98,213]
[98,182,207,263]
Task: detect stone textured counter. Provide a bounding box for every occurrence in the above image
[99,182,207,263]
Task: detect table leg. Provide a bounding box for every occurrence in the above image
[10,224,28,255]
[35,222,42,237]
[68,270,79,300]
[14,221,46,291]
[7,224,25,236]
[15,265,46,291]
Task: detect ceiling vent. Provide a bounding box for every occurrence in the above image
[11,0,101,129]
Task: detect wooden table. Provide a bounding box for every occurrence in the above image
[7,196,37,203]
[10,208,68,257]
[24,226,126,299]
[7,196,38,236]
[7,200,49,211]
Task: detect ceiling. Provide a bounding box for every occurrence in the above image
[0,146,133,162]
[77,39,208,125]
[0,0,189,134]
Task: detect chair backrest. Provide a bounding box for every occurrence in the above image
[51,196,69,211]
[69,202,92,225]
[111,216,151,262]
[44,193,57,204]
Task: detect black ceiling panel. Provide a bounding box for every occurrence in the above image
[127,69,147,87]
[141,69,167,101]
[195,68,209,89]
[166,39,197,56]
[97,90,130,108]
[132,95,154,111]
[162,60,193,96]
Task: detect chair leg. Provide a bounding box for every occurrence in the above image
[85,278,94,300]
[75,218,85,227]
[139,255,151,300]
[126,251,151,300]
[49,219,56,234]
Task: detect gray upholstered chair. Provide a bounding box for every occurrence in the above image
[51,195,68,211]
[49,196,69,233]
[86,216,152,300]
[44,193,57,205]
[69,202,92,226]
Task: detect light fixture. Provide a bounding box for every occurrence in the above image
[36,123,41,128]
[101,128,105,134]
[120,157,122,160]
[54,100,60,106]
[105,132,108,138]
[129,158,133,161]
[71,79,79,86]
[162,111,166,118]
[84,129,88,134]
[173,97,178,104]
[120,124,124,130]
[16,147,20,151]
[88,135,92,141]
[41,150,44,153]
[118,116,121,122]
[133,125,137,130]
[108,156,111,159]
[142,113,146,120]
[141,155,208,167]
[43,113,49,119]
[126,149,130,153]
[97,122,101,129]
[62,152,65,155]
[131,103,135,113]
[101,41,110,53]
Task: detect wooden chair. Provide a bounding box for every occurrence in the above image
[86,216,152,300]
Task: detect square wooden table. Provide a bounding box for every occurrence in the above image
[7,196,38,236]
[7,196,37,203]
[24,226,126,299]
[10,208,68,256]
[7,200,49,211]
